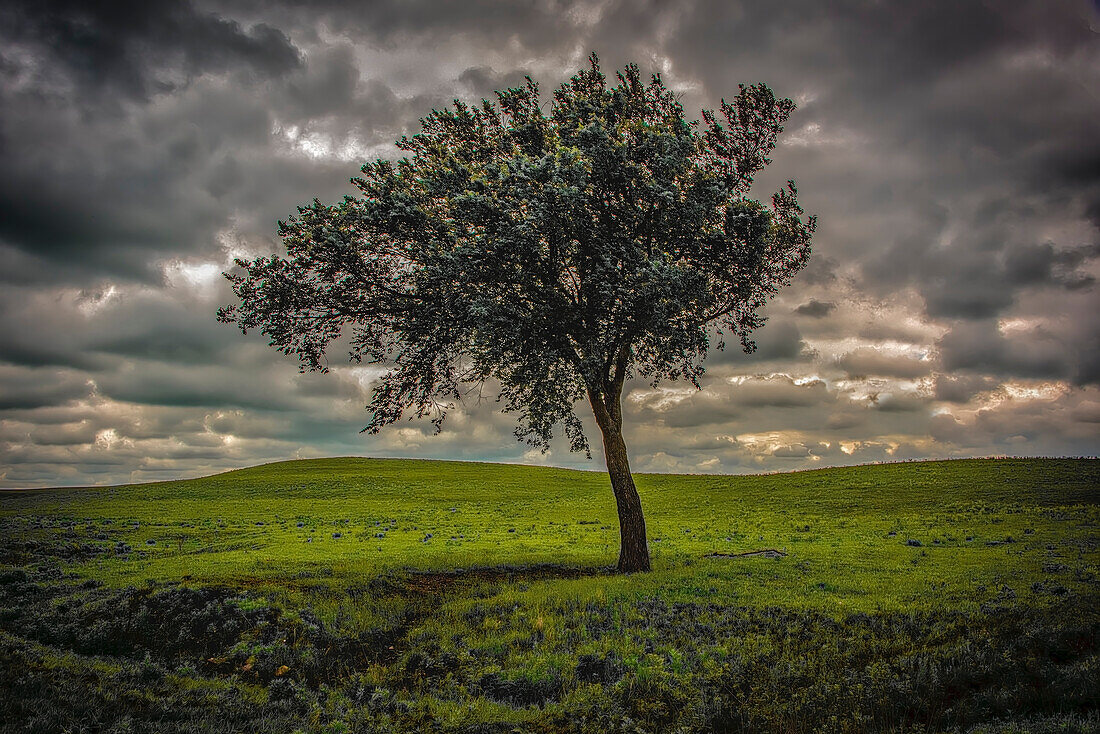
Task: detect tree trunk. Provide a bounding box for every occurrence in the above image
[588,386,651,573]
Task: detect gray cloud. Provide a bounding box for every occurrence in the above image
[2,0,1098,486]
[938,320,1075,382]
[0,366,91,410]
[708,317,806,365]
[835,348,933,380]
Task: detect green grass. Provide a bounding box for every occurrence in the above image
[3,457,1097,611]
[1,457,1098,733]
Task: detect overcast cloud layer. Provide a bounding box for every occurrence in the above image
[1,0,1098,487]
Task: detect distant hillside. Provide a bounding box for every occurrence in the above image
[3,456,1098,510]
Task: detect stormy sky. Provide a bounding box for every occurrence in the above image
[1,0,1098,487]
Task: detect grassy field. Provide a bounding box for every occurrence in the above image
[1,458,1098,733]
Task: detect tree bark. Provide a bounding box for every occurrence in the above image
[588,385,651,573]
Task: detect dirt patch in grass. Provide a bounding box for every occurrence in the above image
[705,548,788,559]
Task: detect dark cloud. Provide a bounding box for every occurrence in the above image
[793,256,839,286]
[1070,315,1100,386]
[457,66,536,98]
[871,392,928,413]
[1073,401,1100,424]
[1003,241,1098,290]
[1,0,300,103]
[233,0,595,51]
[826,411,864,430]
[0,0,345,284]
[283,44,360,117]
[710,318,805,365]
[25,422,99,447]
[0,366,91,410]
[85,297,247,365]
[933,373,999,404]
[918,240,1098,320]
[735,377,831,408]
[793,299,836,318]
[93,360,326,411]
[937,319,1077,382]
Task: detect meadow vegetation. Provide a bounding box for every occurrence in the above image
[1,457,1097,732]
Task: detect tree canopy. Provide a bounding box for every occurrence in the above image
[218,54,815,572]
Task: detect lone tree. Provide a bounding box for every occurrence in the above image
[218,55,814,573]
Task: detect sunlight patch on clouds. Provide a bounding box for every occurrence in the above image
[642,451,688,472]
[343,365,388,393]
[215,227,274,263]
[726,372,826,386]
[834,377,927,397]
[962,380,1068,413]
[76,285,120,316]
[934,380,1073,428]
[522,447,553,463]
[730,431,803,454]
[272,121,394,162]
[626,385,697,411]
[793,90,819,107]
[94,428,126,450]
[997,317,1045,334]
[805,337,930,364]
[163,259,224,296]
[1001,381,1069,402]
[784,121,862,149]
[645,53,701,92]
